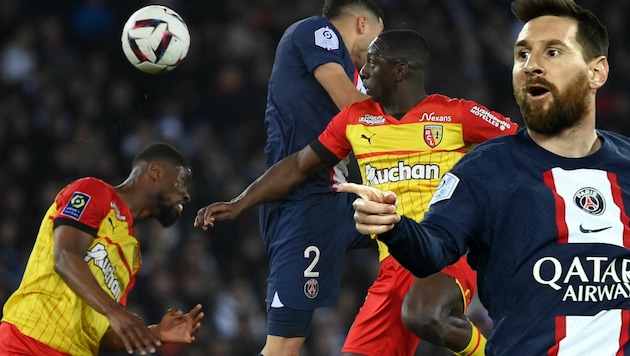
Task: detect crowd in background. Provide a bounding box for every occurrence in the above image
[1,0,629,355]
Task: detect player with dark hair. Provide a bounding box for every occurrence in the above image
[196,29,518,355]
[196,0,383,355]
[340,0,628,354]
[0,142,203,356]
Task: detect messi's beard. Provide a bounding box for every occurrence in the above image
[515,72,590,136]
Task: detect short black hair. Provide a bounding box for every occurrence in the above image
[374,29,430,70]
[132,142,190,169]
[511,0,608,59]
[322,0,384,22]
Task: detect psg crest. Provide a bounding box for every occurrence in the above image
[304,279,319,299]
[573,187,605,215]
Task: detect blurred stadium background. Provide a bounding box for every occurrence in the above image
[1,0,628,355]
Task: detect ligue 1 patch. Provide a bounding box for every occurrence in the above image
[61,192,92,220]
[429,172,459,206]
[304,278,319,299]
[314,26,339,50]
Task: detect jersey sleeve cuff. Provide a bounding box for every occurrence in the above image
[53,217,99,237]
[309,139,341,167]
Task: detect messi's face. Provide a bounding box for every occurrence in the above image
[512,16,592,135]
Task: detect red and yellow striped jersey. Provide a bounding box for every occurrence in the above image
[2,177,141,355]
[318,94,518,261]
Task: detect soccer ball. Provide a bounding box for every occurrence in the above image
[121,5,190,74]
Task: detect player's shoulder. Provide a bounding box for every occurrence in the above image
[343,98,381,118]
[55,177,114,215]
[293,16,331,29]
[290,16,342,50]
[424,94,517,131]
[598,129,630,153]
[348,98,379,110]
[475,128,523,149]
[415,94,471,115]
[73,176,110,187]
[421,93,475,107]
[63,177,113,195]
[457,129,523,166]
[290,16,334,37]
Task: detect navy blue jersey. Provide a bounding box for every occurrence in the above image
[264,16,356,200]
[382,129,630,355]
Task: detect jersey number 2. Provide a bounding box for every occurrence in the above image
[303,246,320,278]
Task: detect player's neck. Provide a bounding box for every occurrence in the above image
[381,92,427,117]
[528,126,601,158]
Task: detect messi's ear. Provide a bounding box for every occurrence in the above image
[589,55,608,90]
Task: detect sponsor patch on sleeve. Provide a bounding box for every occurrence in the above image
[428,172,460,207]
[61,192,92,220]
[314,26,339,50]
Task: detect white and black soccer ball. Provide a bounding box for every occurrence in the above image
[121,5,190,74]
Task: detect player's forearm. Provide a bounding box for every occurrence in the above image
[379,216,463,277]
[451,322,487,356]
[334,90,369,110]
[314,62,369,110]
[233,151,321,207]
[442,316,477,352]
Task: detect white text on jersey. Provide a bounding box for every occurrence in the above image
[365,162,440,185]
[85,243,122,300]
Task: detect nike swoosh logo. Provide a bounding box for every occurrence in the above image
[579,224,612,234]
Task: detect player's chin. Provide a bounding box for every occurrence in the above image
[157,205,181,227]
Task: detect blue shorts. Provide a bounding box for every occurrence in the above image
[267,307,313,338]
[259,192,371,315]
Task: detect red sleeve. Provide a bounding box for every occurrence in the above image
[55,178,111,230]
[459,99,519,144]
[317,104,355,160]
[441,255,477,308]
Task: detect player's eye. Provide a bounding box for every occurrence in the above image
[548,49,560,57]
[516,49,529,59]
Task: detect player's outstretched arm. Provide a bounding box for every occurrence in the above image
[54,225,161,355]
[194,145,329,230]
[337,183,401,234]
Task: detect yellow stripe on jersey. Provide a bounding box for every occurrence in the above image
[347,122,470,157]
[347,121,474,261]
[2,204,139,355]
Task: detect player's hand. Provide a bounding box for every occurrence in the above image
[194,202,242,230]
[337,183,401,235]
[107,307,161,355]
[153,304,204,344]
